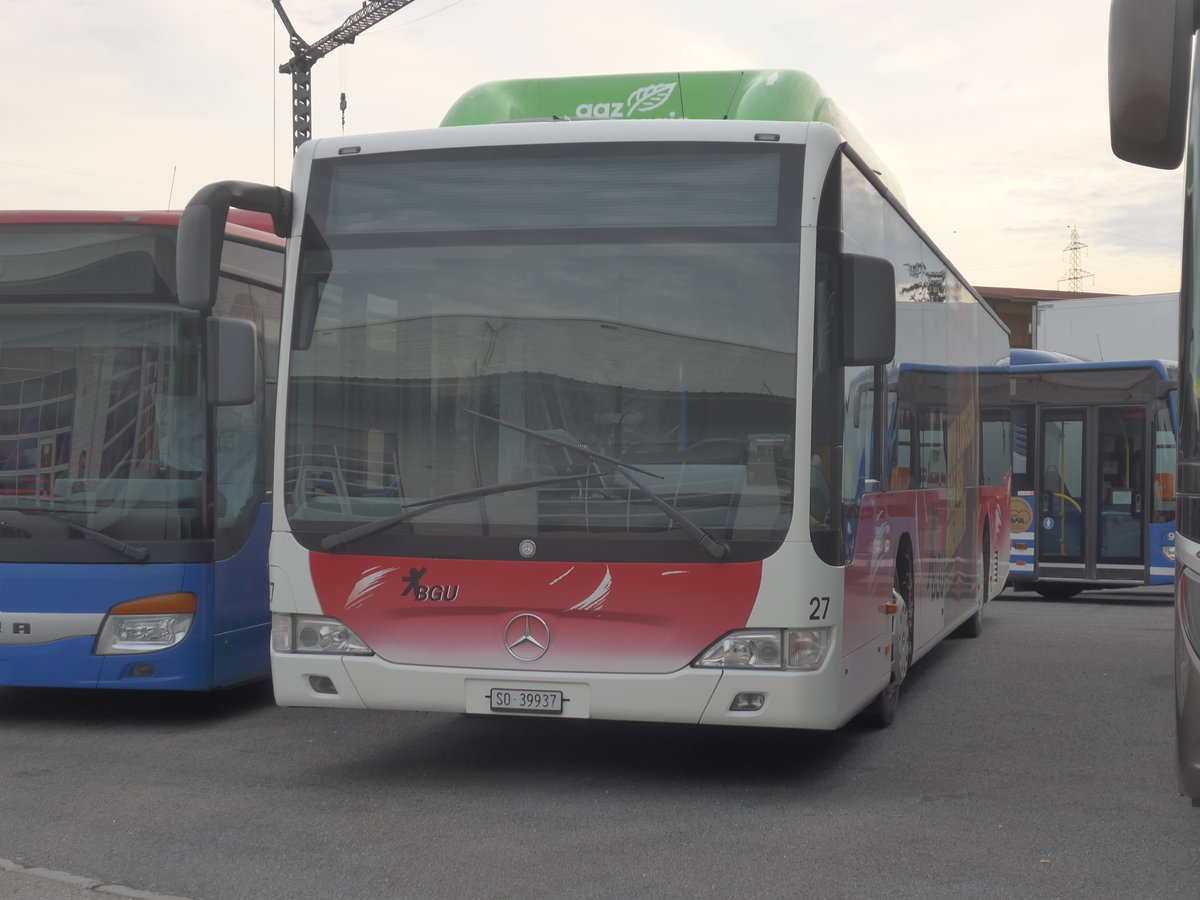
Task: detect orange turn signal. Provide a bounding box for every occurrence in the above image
[108,593,197,615]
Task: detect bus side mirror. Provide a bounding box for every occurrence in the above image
[208,317,257,407]
[842,253,895,366]
[178,181,293,312]
[1108,0,1195,169]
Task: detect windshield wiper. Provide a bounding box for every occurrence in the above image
[465,410,730,560]
[3,508,151,562]
[319,472,606,553]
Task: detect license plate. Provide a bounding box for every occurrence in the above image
[488,688,564,715]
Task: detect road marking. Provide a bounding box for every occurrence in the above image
[0,857,193,899]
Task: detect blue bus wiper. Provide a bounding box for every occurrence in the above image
[465,410,730,560]
[8,508,151,563]
[319,472,606,553]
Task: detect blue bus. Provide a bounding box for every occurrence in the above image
[1004,349,1177,599]
[0,210,283,690]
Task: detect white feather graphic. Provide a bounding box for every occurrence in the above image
[345,566,397,610]
[568,567,612,612]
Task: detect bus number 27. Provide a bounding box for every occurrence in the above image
[809,596,830,620]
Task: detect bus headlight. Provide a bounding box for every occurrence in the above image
[95,593,196,655]
[786,628,832,670]
[693,628,831,671]
[273,614,372,655]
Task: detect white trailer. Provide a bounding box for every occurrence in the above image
[1035,292,1178,361]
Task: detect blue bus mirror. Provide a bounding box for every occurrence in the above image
[178,181,292,311]
[207,317,257,407]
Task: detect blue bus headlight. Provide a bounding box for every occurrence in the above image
[272,614,372,655]
[694,628,831,671]
[95,593,196,655]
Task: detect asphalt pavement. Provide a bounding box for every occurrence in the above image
[0,857,191,900]
[1,582,1189,899]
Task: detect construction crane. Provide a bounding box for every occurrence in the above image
[272,0,418,153]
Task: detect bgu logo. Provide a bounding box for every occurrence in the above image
[400,566,460,602]
[574,82,678,120]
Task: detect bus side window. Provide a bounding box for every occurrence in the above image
[810,455,831,525]
[888,393,912,491]
[1153,406,1177,523]
[917,409,946,488]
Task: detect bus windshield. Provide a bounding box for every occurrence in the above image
[0,303,207,558]
[285,143,803,561]
[0,221,212,562]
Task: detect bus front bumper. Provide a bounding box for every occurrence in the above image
[271,650,852,729]
[1176,603,1200,804]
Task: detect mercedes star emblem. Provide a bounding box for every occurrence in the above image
[503,613,551,661]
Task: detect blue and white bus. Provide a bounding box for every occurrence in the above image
[1004,349,1177,599]
[0,210,283,690]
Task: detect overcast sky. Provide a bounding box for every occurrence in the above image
[3,0,1185,296]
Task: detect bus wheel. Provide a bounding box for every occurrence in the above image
[954,537,987,638]
[861,553,914,728]
[1034,583,1083,601]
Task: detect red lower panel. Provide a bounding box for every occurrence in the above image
[309,554,763,674]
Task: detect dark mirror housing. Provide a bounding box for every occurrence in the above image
[842,253,896,366]
[177,181,293,312]
[207,317,257,407]
[1108,0,1195,169]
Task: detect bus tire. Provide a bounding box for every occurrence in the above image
[861,549,914,728]
[954,534,987,639]
[1034,582,1083,601]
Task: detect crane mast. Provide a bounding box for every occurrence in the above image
[273,0,418,153]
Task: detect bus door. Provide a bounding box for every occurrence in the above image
[1036,405,1148,583]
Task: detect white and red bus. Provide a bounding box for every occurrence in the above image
[179,70,1010,728]
[1109,0,1200,802]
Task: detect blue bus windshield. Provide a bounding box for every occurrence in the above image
[0,302,209,561]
